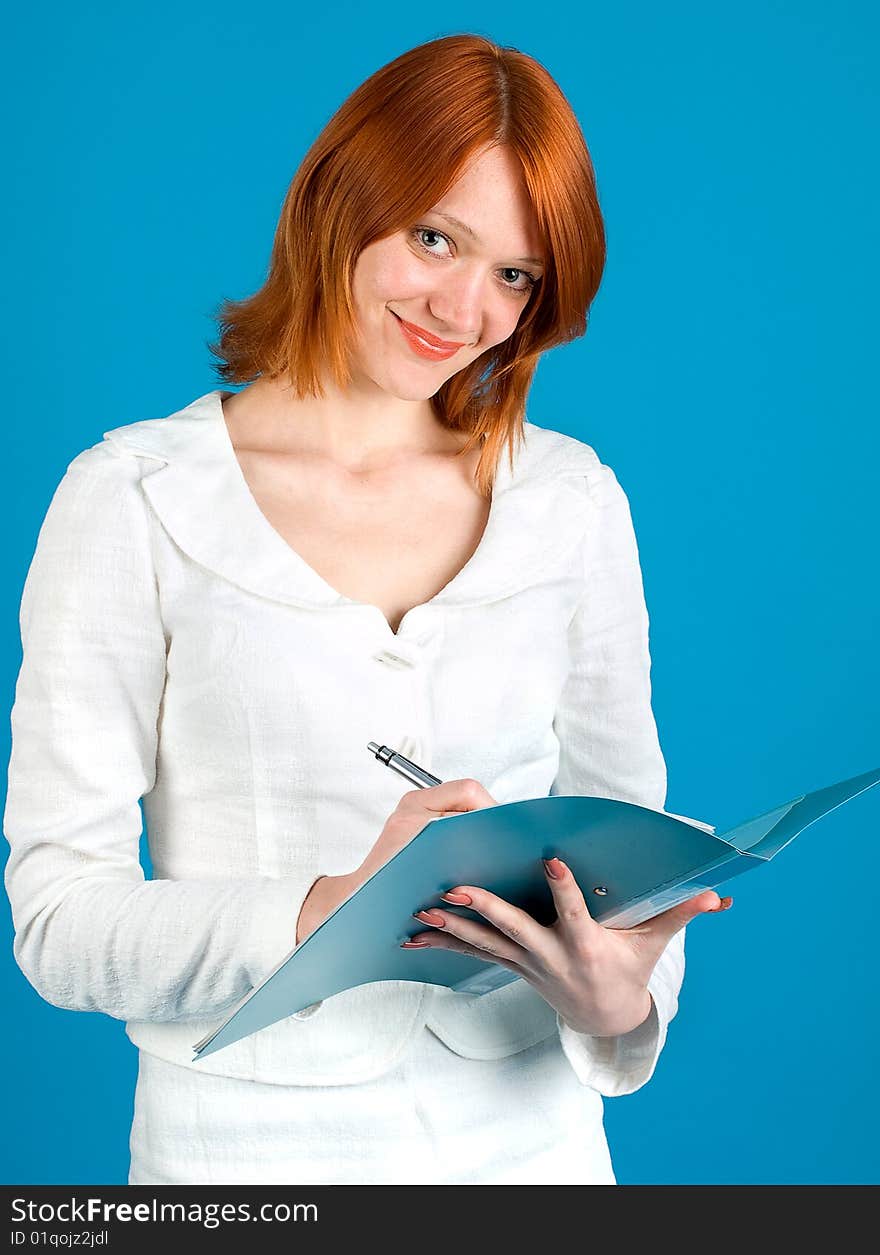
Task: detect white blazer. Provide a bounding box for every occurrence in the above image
[3,390,713,1094]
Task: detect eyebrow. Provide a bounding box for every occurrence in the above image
[432,212,545,267]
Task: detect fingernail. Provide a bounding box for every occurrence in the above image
[710,896,734,912]
[441,891,472,905]
[400,940,431,948]
[543,857,564,879]
[413,910,445,926]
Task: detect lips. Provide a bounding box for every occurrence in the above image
[391,311,468,360]
[394,315,465,350]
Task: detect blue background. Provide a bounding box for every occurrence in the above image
[2,1,877,1186]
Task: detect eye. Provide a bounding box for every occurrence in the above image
[412,227,452,257]
[499,267,540,296]
[411,227,541,297]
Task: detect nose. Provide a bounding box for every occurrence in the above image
[427,267,483,344]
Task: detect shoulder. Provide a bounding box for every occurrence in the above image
[45,436,151,516]
[520,418,601,474]
[519,419,620,500]
[36,435,158,549]
[53,393,196,499]
[64,436,144,481]
[519,421,644,572]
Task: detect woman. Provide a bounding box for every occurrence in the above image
[3,33,729,1185]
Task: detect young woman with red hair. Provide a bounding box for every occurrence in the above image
[4,33,727,1185]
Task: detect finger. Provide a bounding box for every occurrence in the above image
[438,885,549,958]
[638,890,734,947]
[406,918,529,974]
[398,778,496,815]
[542,857,603,939]
[409,906,532,971]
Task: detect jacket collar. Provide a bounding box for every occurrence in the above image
[102,389,600,618]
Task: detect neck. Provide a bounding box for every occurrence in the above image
[235,371,467,474]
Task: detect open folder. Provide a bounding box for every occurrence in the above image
[192,765,880,1061]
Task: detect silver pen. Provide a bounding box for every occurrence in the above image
[366,742,443,788]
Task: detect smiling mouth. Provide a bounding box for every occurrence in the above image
[391,311,471,359]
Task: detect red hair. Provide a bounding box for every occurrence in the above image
[208,33,606,497]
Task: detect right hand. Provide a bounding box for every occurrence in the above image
[295,779,498,944]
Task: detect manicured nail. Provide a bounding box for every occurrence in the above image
[710,896,734,912]
[441,891,472,905]
[543,857,564,879]
[413,910,445,926]
[400,940,431,948]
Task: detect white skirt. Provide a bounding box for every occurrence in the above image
[128,1025,616,1185]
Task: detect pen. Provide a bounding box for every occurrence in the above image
[366,742,444,789]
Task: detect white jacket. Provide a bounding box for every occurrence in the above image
[3,389,711,1094]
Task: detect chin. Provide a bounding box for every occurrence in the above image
[351,338,466,399]
[386,376,446,401]
[364,361,454,402]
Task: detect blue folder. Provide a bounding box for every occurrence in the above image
[192,765,880,1061]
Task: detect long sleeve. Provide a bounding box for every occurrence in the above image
[2,443,322,1025]
[549,461,706,1096]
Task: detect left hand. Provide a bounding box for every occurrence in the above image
[403,857,732,1036]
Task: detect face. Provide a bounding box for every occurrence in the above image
[348,145,545,400]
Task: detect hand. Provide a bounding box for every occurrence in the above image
[295,778,497,944]
[404,856,733,1037]
[356,778,498,884]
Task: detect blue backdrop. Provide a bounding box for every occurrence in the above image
[2,1,877,1186]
